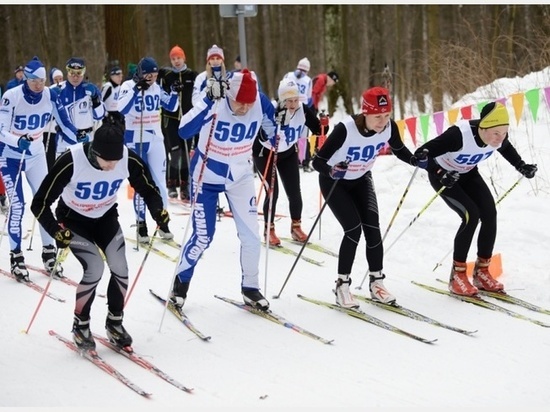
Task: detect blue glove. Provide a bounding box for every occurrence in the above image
[76,129,90,143]
[435,168,460,188]
[330,161,349,180]
[411,149,429,169]
[17,134,33,151]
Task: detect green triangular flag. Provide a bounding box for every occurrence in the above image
[419,114,430,143]
[525,88,540,122]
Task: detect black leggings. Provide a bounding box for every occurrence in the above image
[428,169,497,262]
[59,206,129,320]
[162,116,193,184]
[319,172,383,275]
[253,142,303,223]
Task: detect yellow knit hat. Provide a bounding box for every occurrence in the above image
[479,102,509,129]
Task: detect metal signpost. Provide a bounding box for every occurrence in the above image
[219,5,258,68]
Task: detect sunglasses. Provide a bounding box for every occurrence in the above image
[27,78,46,84]
[67,67,86,77]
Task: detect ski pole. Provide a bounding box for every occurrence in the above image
[356,166,419,290]
[264,123,282,295]
[255,148,274,207]
[384,185,446,256]
[317,111,328,240]
[26,218,37,251]
[23,248,66,334]
[273,177,340,300]
[124,226,159,308]
[134,89,145,252]
[158,99,220,332]
[431,176,524,272]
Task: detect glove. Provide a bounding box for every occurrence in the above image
[17,134,33,151]
[84,83,101,108]
[171,80,185,93]
[258,129,269,143]
[435,168,460,188]
[516,161,537,179]
[91,94,102,109]
[330,161,349,180]
[275,108,288,128]
[153,209,170,226]
[54,227,73,249]
[206,78,227,100]
[410,149,429,170]
[135,78,150,92]
[76,129,89,143]
[319,111,329,128]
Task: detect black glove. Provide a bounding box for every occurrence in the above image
[330,161,349,180]
[17,134,33,151]
[257,129,269,143]
[206,78,227,100]
[516,161,537,179]
[153,209,170,226]
[171,80,185,93]
[410,149,429,169]
[76,129,89,143]
[91,94,102,109]
[135,78,150,92]
[54,227,73,249]
[435,168,460,188]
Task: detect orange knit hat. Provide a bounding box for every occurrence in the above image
[170,45,185,60]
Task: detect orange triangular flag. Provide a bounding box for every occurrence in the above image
[466,253,502,279]
[510,92,525,126]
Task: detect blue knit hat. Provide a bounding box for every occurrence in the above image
[24,56,46,80]
[137,57,158,77]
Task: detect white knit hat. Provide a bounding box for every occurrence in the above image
[296,57,310,72]
[277,79,300,101]
[206,44,224,62]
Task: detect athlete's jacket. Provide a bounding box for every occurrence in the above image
[56,80,106,145]
[158,66,197,120]
[30,142,165,238]
[256,103,323,155]
[178,93,277,185]
[313,115,414,179]
[0,83,76,159]
[117,79,179,143]
[416,119,524,174]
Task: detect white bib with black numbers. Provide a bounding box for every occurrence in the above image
[326,115,391,180]
[61,143,129,218]
[435,120,498,173]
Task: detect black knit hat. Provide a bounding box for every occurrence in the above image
[92,123,124,161]
[328,71,339,83]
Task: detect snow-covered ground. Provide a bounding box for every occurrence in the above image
[1,70,550,410]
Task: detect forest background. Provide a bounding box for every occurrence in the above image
[1,4,550,118]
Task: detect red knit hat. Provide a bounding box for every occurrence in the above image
[227,69,257,104]
[361,87,392,114]
[170,45,185,60]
